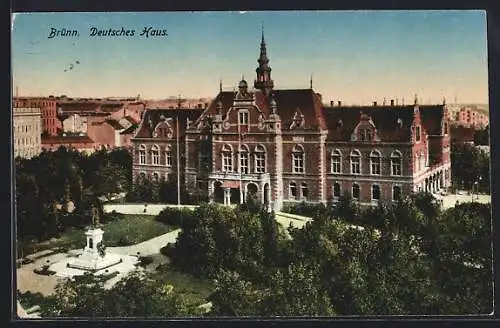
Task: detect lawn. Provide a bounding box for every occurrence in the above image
[151,263,214,306]
[21,214,177,256]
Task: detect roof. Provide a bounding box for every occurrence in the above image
[120,123,139,135]
[419,105,445,135]
[42,135,95,144]
[133,108,203,139]
[105,119,125,130]
[196,88,326,131]
[323,105,416,142]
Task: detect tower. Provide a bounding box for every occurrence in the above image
[254,25,274,97]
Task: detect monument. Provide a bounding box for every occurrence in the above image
[50,205,139,279]
[66,205,122,271]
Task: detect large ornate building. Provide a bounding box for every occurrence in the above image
[132,31,451,210]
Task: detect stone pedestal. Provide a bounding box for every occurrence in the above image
[68,227,121,271]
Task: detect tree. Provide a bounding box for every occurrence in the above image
[42,271,202,317]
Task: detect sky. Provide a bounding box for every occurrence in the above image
[11,11,489,105]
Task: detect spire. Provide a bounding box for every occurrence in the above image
[219,79,222,93]
[414,93,418,105]
[254,25,274,97]
[261,21,265,45]
[310,74,313,89]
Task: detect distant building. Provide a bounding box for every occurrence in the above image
[13,107,42,159]
[41,135,97,154]
[448,104,489,129]
[13,97,60,136]
[132,31,452,210]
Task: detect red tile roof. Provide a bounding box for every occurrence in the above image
[195,88,326,131]
[133,108,203,139]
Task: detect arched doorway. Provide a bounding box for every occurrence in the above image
[214,181,224,203]
[246,183,259,202]
[263,183,270,206]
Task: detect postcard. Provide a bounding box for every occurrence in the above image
[12,10,492,319]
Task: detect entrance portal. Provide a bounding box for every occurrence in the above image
[214,181,224,203]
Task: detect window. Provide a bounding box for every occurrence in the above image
[372,185,380,201]
[331,149,342,173]
[392,185,401,201]
[254,145,266,173]
[350,150,361,174]
[301,183,308,199]
[139,144,146,164]
[360,128,372,141]
[165,145,172,167]
[152,172,160,183]
[289,182,297,200]
[239,146,249,174]
[415,125,421,142]
[239,111,249,125]
[391,151,402,176]
[292,145,305,173]
[222,144,233,172]
[139,172,147,181]
[444,122,448,134]
[352,183,360,200]
[333,183,341,198]
[370,150,381,175]
[151,145,160,165]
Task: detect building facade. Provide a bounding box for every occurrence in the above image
[13,107,42,159]
[131,108,204,184]
[132,32,451,210]
[13,97,60,136]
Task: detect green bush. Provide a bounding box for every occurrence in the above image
[33,265,56,276]
[155,207,195,227]
[139,256,154,267]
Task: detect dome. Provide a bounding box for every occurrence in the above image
[238,79,248,89]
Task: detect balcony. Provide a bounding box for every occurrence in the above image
[208,171,270,183]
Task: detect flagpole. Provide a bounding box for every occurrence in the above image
[177,115,181,206]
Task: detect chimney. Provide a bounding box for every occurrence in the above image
[338,101,342,107]
[373,101,377,106]
[390,99,394,106]
[330,100,334,107]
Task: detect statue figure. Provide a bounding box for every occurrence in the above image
[91,205,100,227]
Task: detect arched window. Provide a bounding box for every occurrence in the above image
[292,145,305,173]
[165,145,172,167]
[152,172,160,183]
[222,144,233,172]
[370,150,381,175]
[331,149,342,174]
[372,184,380,201]
[391,151,402,176]
[239,144,249,174]
[138,171,147,181]
[138,144,146,164]
[333,182,341,198]
[151,144,160,165]
[392,185,402,201]
[289,182,297,200]
[415,125,421,142]
[254,145,266,173]
[350,149,361,174]
[301,183,308,200]
[352,183,360,200]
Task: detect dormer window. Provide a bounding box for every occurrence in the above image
[238,110,249,125]
[360,128,372,141]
